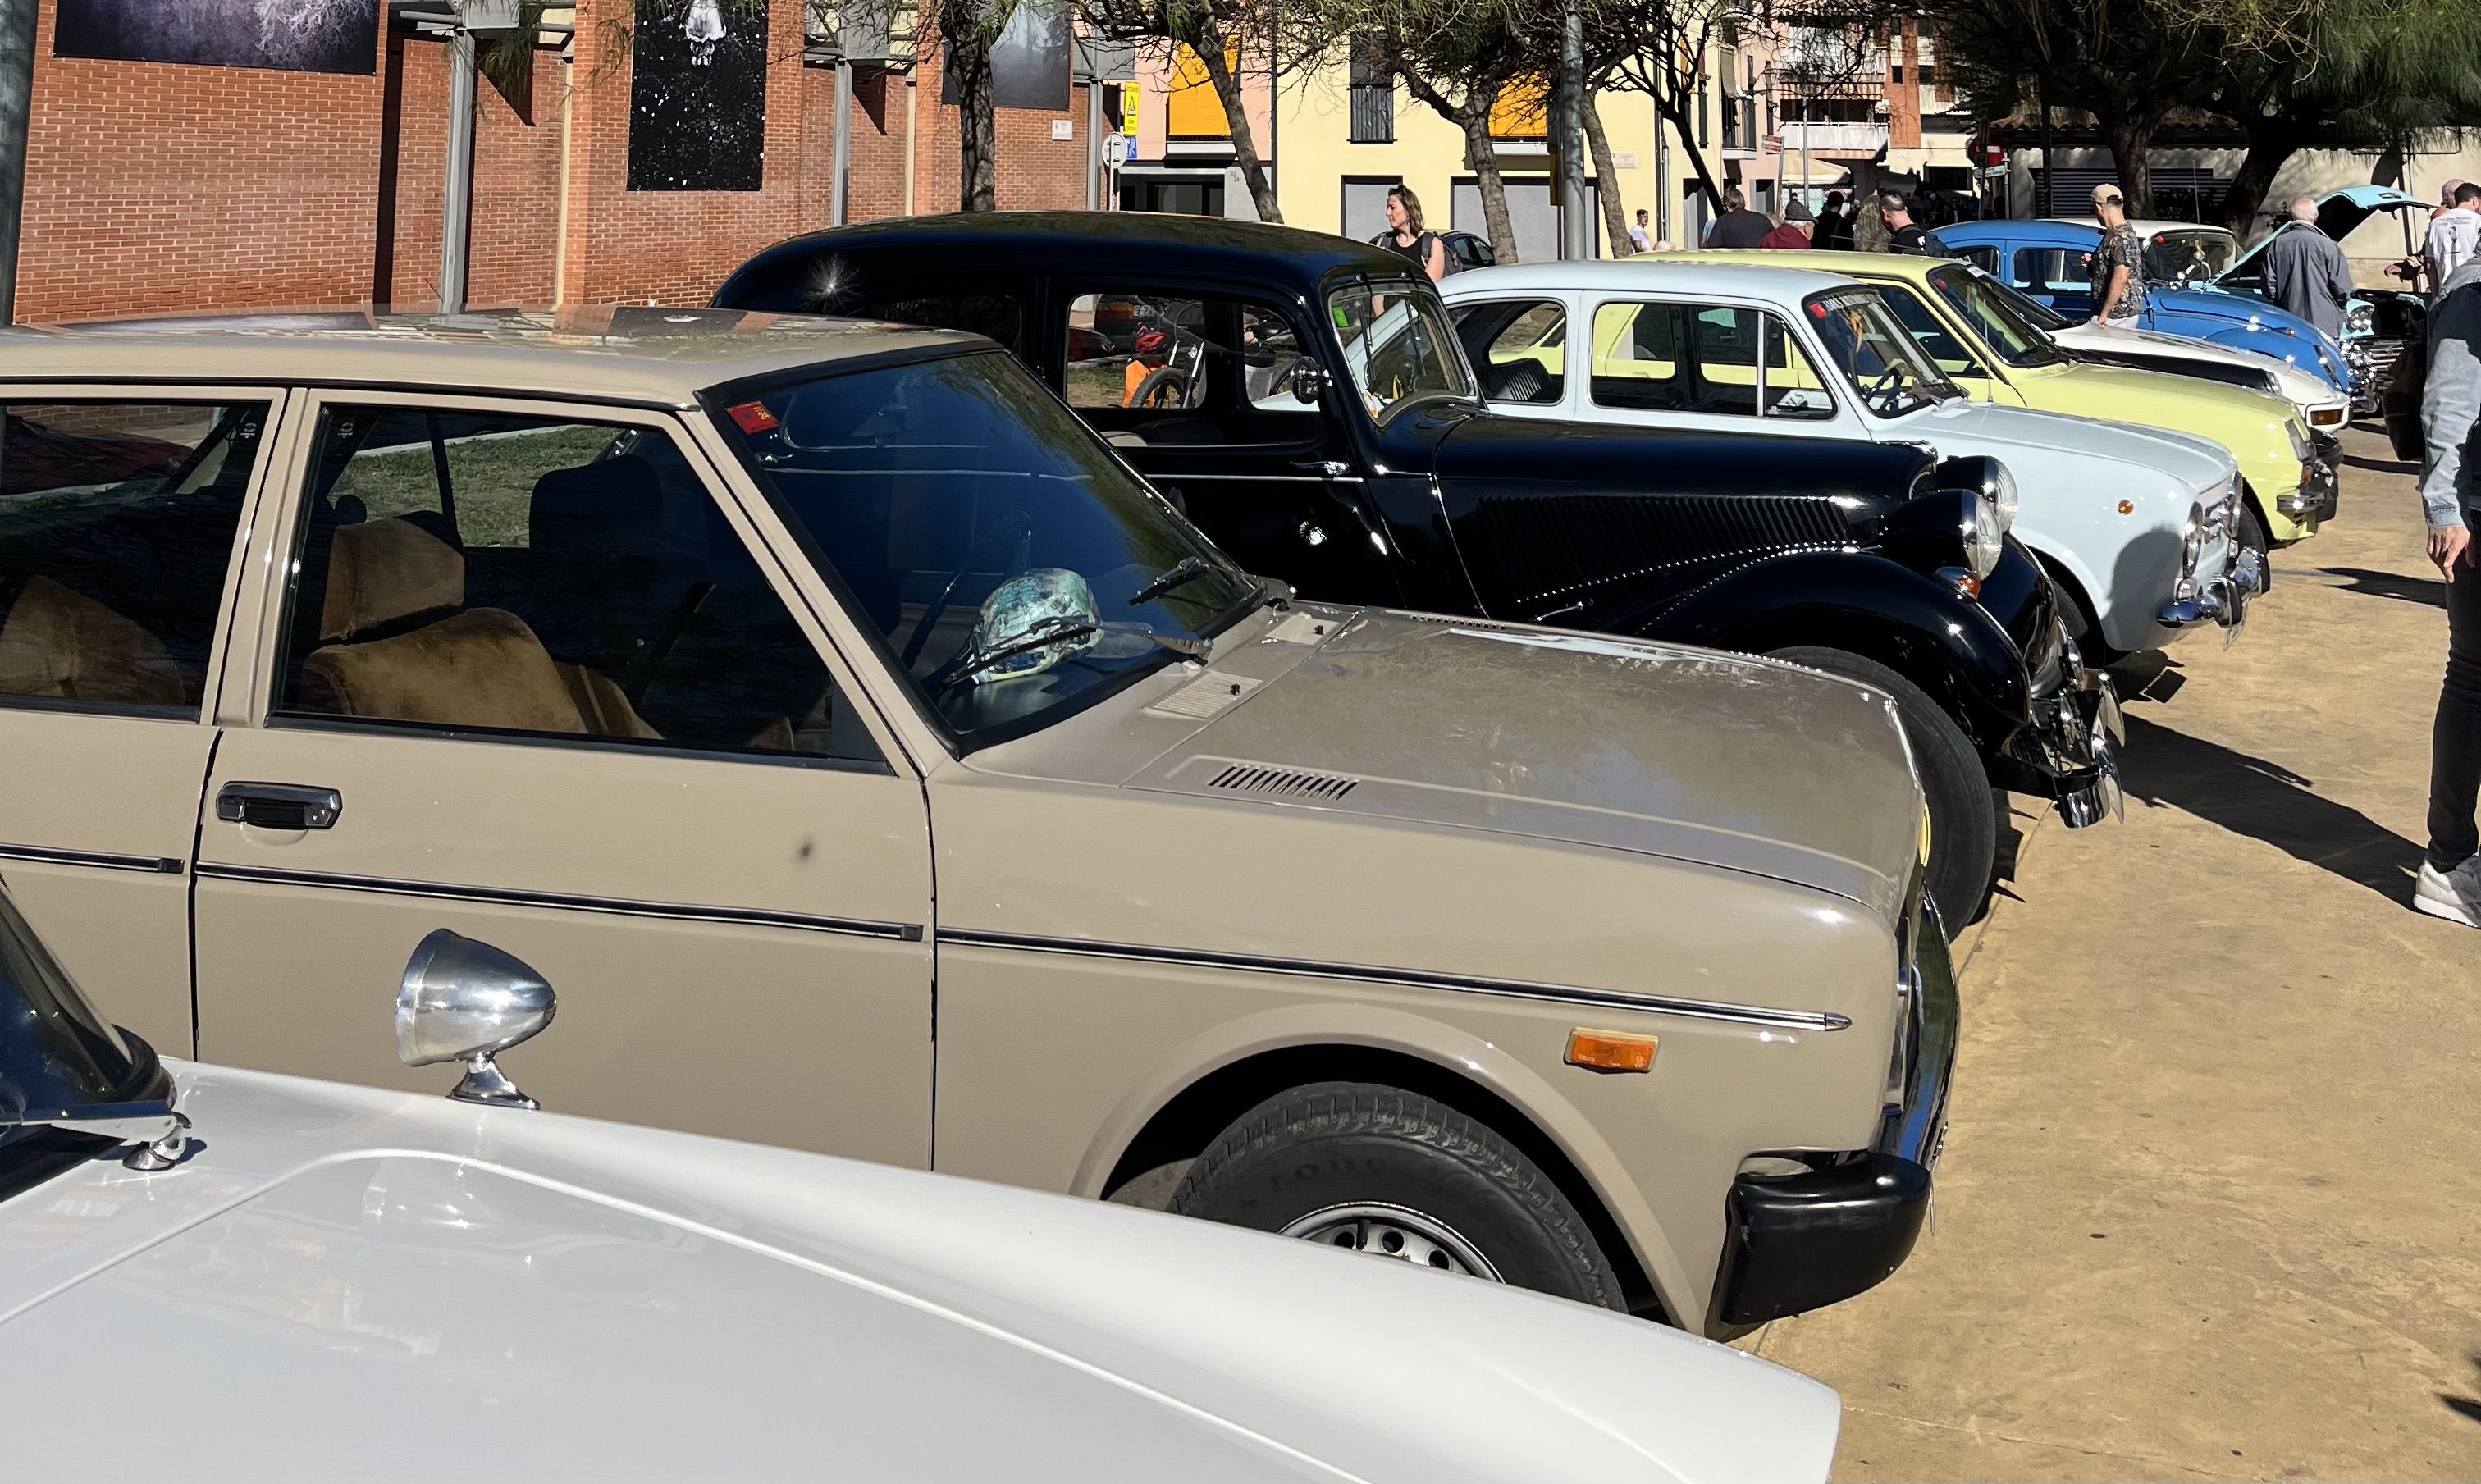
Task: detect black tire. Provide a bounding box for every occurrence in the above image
[2237,502,2272,587]
[1770,646,1996,936]
[1167,1080,1624,1309]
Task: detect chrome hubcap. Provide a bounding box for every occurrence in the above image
[1277,1203,1503,1281]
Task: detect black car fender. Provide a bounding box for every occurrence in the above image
[1635,550,2034,759]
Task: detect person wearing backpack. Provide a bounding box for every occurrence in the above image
[1373,186,1448,282]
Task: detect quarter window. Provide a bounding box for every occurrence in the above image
[274,405,881,764]
[0,400,266,715]
[1447,298,1568,405]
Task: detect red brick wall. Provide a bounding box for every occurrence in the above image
[13,0,1091,322]
[17,0,387,322]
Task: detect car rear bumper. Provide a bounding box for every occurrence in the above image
[1712,902,1959,1328]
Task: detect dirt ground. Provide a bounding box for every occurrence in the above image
[1748,426,2481,1482]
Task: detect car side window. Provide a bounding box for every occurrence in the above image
[273,404,881,765]
[1061,290,1323,450]
[0,400,267,715]
[1446,299,1566,405]
[1873,285,1988,380]
[1954,245,1999,274]
[1761,318,1835,420]
[1589,301,1768,416]
[2012,248,2089,295]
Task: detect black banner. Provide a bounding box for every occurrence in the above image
[55,0,381,75]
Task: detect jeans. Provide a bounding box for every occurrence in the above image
[2431,528,2481,870]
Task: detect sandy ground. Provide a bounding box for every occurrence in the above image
[1749,426,2481,1482]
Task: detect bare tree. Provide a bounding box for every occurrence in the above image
[1342,0,1542,260]
[1581,93,1631,251]
[1584,0,1748,217]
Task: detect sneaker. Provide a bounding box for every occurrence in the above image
[2414,859,2481,928]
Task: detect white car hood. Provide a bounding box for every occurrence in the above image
[1904,396,2234,492]
[0,1065,1838,1484]
[2052,321,2342,412]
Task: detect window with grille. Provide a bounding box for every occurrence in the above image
[1349,36,1393,144]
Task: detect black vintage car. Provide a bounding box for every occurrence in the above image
[716,213,2120,930]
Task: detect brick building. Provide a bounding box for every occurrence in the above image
[16,0,1095,322]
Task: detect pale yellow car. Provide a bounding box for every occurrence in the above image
[1668,250,2334,553]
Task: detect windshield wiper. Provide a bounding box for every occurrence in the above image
[1129,555,1216,606]
[939,621,1207,696]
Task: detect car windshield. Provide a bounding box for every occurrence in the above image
[1925,265,2067,369]
[0,884,143,1184]
[1802,288,1960,417]
[714,351,1263,751]
[1328,280,1477,422]
[1983,274,2072,331]
[2145,230,2234,285]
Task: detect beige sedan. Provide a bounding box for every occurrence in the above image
[0,306,1951,1336]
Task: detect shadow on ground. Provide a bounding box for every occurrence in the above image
[2319,565,2447,608]
[2342,450,2418,475]
[2442,1356,2481,1425]
[2119,713,2423,902]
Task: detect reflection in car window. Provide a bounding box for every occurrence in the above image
[1328,281,1475,422]
[1061,291,1321,447]
[1802,289,1956,417]
[1985,275,2072,331]
[2012,247,2091,294]
[845,292,1022,354]
[0,400,265,716]
[276,407,882,764]
[2145,231,2233,284]
[1448,298,1567,405]
[1925,265,2067,369]
[716,352,1262,750]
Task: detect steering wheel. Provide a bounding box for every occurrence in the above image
[900,511,1032,670]
[1865,363,1907,408]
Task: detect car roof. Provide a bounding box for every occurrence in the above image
[1441,258,1860,299]
[0,306,979,406]
[1931,219,2095,246]
[1643,248,1952,283]
[723,211,1413,304]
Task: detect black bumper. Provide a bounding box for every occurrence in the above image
[1713,899,1961,1328]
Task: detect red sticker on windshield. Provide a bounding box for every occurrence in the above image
[726,400,781,433]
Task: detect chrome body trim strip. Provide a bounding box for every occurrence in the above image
[194,862,925,942]
[0,842,185,875]
[939,929,1848,1030]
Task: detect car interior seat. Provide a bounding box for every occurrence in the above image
[0,575,189,708]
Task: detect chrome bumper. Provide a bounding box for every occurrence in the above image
[2056,666,2125,830]
[2158,546,2265,642]
[2278,451,2341,523]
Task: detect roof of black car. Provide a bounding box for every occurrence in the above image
[719,212,1414,307]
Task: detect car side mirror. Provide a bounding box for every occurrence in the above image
[1290,359,1329,405]
[395,929,556,1110]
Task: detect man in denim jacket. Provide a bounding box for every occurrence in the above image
[2417,259,2481,925]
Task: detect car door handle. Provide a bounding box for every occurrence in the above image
[216,782,344,831]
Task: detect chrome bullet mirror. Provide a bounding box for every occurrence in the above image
[395,929,555,1110]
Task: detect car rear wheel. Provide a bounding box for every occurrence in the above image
[1770,647,1995,936]
[1167,1080,1624,1309]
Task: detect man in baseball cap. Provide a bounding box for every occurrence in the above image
[2086,183,2147,328]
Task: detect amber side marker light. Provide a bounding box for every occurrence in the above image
[2117,500,2136,514]
[1565,1029,1658,1074]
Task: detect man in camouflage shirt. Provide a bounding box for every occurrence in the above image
[2086,183,2148,329]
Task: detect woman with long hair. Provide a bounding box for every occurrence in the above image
[1373,185,1448,283]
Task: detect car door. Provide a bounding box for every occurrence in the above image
[0,387,285,1052]
[1054,285,1402,605]
[192,390,935,1167]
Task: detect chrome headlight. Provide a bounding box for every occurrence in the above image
[2285,420,2311,462]
[2182,502,2206,577]
[1985,461,2019,531]
[2346,302,2374,337]
[1964,492,2006,578]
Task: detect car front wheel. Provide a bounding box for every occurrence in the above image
[1167,1081,1624,1309]
[1769,646,1996,937]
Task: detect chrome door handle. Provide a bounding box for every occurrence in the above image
[216,782,343,831]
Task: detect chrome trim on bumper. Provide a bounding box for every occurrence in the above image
[2056,670,2125,830]
[2158,546,2265,639]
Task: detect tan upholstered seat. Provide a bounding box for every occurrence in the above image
[300,518,658,738]
[0,575,187,707]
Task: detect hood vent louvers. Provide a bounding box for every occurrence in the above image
[1205,763,1361,802]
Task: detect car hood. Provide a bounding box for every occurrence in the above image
[1427,407,1932,518]
[2228,187,2426,274]
[2150,285,2307,328]
[0,1064,1839,1484]
[1125,609,1925,919]
[1898,396,2234,491]
[2031,358,2296,436]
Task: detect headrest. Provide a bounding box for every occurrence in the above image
[529,455,665,551]
[320,518,465,642]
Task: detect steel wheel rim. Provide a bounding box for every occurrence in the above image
[1277,1202,1504,1282]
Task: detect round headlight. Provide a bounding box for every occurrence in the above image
[1964,493,2005,578]
[1985,462,2019,531]
[2182,503,2206,575]
[2346,302,2374,336]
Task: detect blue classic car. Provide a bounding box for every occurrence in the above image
[1927,217,2358,404]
